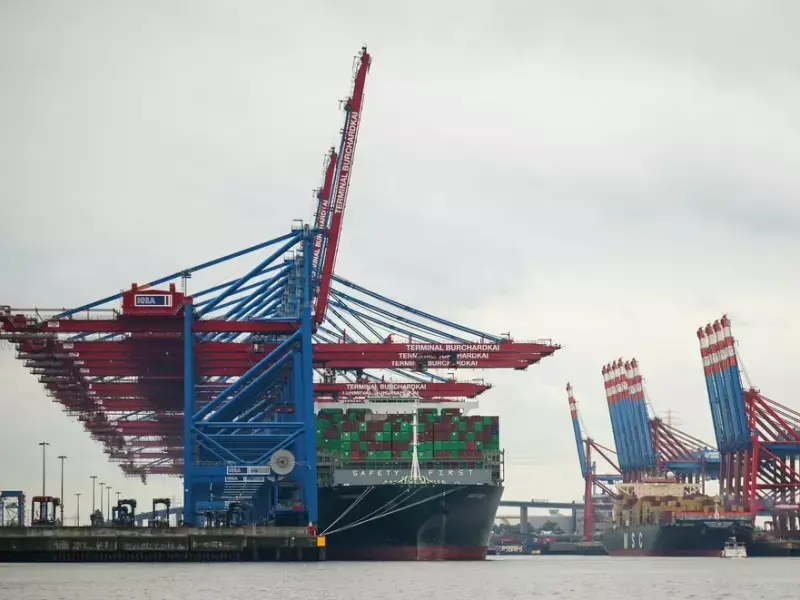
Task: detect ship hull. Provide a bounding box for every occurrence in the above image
[601,521,753,557]
[318,483,503,560]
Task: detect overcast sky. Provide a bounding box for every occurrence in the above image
[1,1,799,523]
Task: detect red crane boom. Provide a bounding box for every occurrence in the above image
[310,148,338,279]
[314,46,371,324]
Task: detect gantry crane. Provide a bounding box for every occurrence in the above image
[601,358,720,487]
[697,315,800,536]
[566,383,621,541]
[0,46,561,525]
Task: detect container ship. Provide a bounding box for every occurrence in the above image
[313,398,504,560]
[601,480,754,556]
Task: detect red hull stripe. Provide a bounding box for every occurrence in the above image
[329,545,487,561]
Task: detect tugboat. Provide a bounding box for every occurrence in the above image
[720,536,747,559]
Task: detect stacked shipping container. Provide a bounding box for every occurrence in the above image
[615,494,747,527]
[316,408,499,463]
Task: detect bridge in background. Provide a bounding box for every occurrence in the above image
[497,500,584,534]
[130,499,585,532]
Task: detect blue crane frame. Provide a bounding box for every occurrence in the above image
[601,361,720,481]
[180,227,317,525]
[39,226,320,525]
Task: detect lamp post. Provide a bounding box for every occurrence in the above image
[99,482,105,517]
[106,486,112,522]
[75,493,81,526]
[90,476,97,512]
[38,442,50,496]
[58,455,67,524]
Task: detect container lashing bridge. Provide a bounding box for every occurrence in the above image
[697,315,800,536]
[0,47,560,527]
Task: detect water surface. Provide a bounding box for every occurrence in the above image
[1,555,795,599]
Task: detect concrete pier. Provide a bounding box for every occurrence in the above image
[0,526,326,562]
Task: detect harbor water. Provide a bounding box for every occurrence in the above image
[1,555,796,599]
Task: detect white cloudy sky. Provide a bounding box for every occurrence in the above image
[1,1,799,522]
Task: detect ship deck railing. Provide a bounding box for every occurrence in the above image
[673,512,753,521]
[317,458,500,470]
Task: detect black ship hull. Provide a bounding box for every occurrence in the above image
[318,483,503,560]
[601,520,753,557]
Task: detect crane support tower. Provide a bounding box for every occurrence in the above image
[0,47,561,527]
[697,315,800,536]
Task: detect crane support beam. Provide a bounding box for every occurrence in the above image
[0,318,298,335]
[59,380,491,399]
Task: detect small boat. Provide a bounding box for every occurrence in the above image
[720,537,747,559]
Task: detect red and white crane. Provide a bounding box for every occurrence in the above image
[314,46,371,325]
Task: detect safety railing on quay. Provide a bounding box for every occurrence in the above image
[0,525,310,537]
